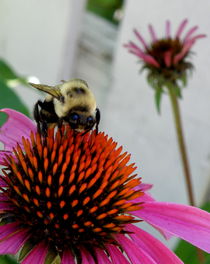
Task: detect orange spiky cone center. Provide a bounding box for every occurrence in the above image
[1,126,143,254]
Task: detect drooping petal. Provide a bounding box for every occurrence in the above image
[175,19,188,38]
[22,242,48,264]
[184,26,198,42]
[148,24,157,42]
[0,150,13,165]
[61,250,75,264]
[0,223,20,240]
[95,249,112,264]
[133,202,210,253]
[187,34,206,43]
[116,234,157,264]
[173,42,193,64]
[0,229,29,255]
[165,20,171,38]
[0,202,15,210]
[126,224,183,264]
[106,244,130,264]
[80,248,95,264]
[164,51,172,67]
[133,29,148,49]
[0,108,36,151]
[142,54,160,68]
[138,183,153,191]
[0,175,8,187]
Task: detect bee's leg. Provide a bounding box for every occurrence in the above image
[33,101,42,133]
[34,100,48,136]
[95,108,100,134]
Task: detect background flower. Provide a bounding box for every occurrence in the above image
[125,19,206,110]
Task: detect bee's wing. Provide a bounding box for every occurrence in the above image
[29,83,61,99]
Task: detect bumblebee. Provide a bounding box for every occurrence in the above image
[30,79,100,135]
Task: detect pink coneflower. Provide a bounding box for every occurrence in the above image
[125,19,205,92]
[0,108,210,263]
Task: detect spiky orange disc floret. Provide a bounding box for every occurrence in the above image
[1,126,143,254]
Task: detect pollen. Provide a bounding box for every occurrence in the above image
[1,126,143,256]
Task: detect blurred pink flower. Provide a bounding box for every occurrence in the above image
[125,19,205,87]
[0,108,210,263]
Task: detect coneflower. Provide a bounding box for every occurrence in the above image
[0,108,210,264]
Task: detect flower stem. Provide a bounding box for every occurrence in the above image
[168,87,205,263]
[168,87,195,206]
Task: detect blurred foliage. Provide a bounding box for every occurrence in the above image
[174,201,210,264]
[87,0,124,24]
[0,59,29,126]
[0,255,18,264]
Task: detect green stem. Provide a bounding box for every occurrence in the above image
[168,87,195,206]
[168,87,205,263]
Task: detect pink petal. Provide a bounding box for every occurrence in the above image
[184,26,198,42]
[115,234,157,264]
[126,224,183,264]
[0,151,13,165]
[95,249,112,264]
[165,20,171,38]
[106,244,130,264]
[133,202,210,253]
[138,183,153,191]
[0,202,15,210]
[0,229,29,255]
[80,248,95,264]
[187,34,206,43]
[175,19,188,38]
[0,108,36,151]
[173,42,193,64]
[22,241,48,264]
[0,176,8,187]
[148,24,157,42]
[0,193,9,201]
[142,54,160,68]
[0,223,20,240]
[61,250,75,264]
[133,29,148,49]
[164,51,172,67]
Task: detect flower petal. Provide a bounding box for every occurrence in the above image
[133,202,210,253]
[0,151,13,165]
[22,241,48,264]
[175,19,188,38]
[148,24,157,42]
[0,176,8,187]
[61,250,75,264]
[0,223,20,240]
[81,248,95,264]
[165,20,171,38]
[106,244,130,264]
[115,234,157,264]
[164,51,172,67]
[133,29,148,49]
[126,224,183,264]
[0,229,29,255]
[0,108,36,151]
[95,249,112,264]
[184,26,198,42]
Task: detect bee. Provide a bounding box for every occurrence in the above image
[30,79,100,135]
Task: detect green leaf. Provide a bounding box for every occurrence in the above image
[0,59,28,86]
[154,87,163,114]
[0,80,29,126]
[0,255,18,264]
[174,202,210,264]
